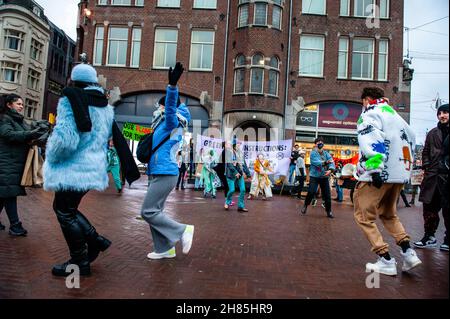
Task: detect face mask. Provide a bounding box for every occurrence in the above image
[317,143,324,149]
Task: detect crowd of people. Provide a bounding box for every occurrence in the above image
[0,59,448,279]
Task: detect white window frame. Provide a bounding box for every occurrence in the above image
[157,0,180,8]
[267,57,279,96]
[1,62,22,83]
[353,0,375,17]
[130,28,141,68]
[238,4,249,27]
[153,28,178,69]
[106,26,129,67]
[93,26,104,66]
[299,35,325,77]
[233,55,246,94]
[193,0,217,9]
[253,3,268,26]
[27,68,40,91]
[249,54,265,94]
[4,29,25,52]
[377,39,389,81]
[111,0,131,5]
[98,0,108,5]
[351,38,374,80]
[30,38,44,62]
[338,37,349,79]
[379,0,389,18]
[189,30,215,71]
[302,0,326,15]
[340,0,350,16]
[25,99,38,120]
[135,0,144,6]
[272,5,282,29]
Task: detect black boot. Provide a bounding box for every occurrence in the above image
[0,221,5,231]
[53,210,91,276]
[9,221,27,236]
[326,211,334,219]
[75,211,111,263]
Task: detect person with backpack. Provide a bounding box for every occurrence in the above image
[140,62,195,260]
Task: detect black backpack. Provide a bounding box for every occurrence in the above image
[136,124,181,163]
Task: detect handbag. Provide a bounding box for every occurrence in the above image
[212,173,222,188]
[21,146,44,187]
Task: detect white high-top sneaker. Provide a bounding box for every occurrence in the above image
[366,257,397,276]
[147,247,176,260]
[400,248,422,272]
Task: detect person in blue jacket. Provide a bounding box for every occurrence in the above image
[300,137,336,218]
[141,62,195,260]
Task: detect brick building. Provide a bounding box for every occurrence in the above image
[76,0,411,160]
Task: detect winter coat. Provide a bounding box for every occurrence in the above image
[43,86,115,192]
[146,85,191,176]
[419,125,448,204]
[309,148,335,178]
[356,98,416,184]
[0,109,34,198]
[225,149,251,180]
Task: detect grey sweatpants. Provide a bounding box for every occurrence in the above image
[141,175,187,253]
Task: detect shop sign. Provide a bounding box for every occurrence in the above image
[318,102,362,129]
[296,111,317,127]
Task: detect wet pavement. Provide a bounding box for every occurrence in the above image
[0,176,448,299]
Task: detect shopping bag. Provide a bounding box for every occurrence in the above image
[21,147,34,187]
[20,146,44,187]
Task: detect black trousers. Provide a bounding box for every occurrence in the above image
[0,197,20,225]
[292,176,306,197]
[176,163,187,189]
[214,164,229,196]
[304,177,332,213]
[423,176,449,240]
[53,191,90,261]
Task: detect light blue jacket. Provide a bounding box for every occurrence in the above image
[43,86,115,192]
[309,148,336,178]
[146,85,191,176]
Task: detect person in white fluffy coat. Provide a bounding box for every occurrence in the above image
[353,87,422,277]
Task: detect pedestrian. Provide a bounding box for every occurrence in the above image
[194,148,204,191]
[333,162,344,202]
[288,144,300,184]
[398,184,411,207]
[44,63,115,276]
[353,87,421,276]
[224,139,251,212]
[291,149,306,199]
[201,148,218,198]
[300,137,335,218]
[107,139,122,193]
[175,150,187,190]
[409,159,422,205]
[248,153,273,200]
[188,138,194,179]
[140,62,195,260]
[0,94,43,235]
[414,104,449,251]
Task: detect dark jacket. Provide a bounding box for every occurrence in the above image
[0,109,34,198]
[225,149,251,180]
[419,125,448,204]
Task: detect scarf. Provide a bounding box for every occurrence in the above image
[151,107,189,130]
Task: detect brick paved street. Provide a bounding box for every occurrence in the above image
[0,176,448,299]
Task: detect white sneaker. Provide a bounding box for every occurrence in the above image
[400,248,422,272]
[147,247,176,260]
[181,225,194,254]
[366,257,397,276]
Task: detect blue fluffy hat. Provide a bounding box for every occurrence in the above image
[71,64,98,84]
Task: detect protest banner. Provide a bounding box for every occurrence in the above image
[195,135,224,161]
[410,169,424,186]
[122,122,153,141]
[241,140,292,176]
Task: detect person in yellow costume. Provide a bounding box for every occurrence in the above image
[248,153,273,200]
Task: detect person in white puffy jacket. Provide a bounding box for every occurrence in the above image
[353,87,422,277]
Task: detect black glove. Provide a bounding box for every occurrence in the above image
[168,62,184,86]
[27,128,42,140]
[371,172,383,189]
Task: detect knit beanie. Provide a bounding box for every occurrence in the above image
[437,104,449,116]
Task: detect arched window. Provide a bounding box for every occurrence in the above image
[250,54,265,94]
[268,56,280,96]
[234,55,246,94]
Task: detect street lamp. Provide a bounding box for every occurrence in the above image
[83,8,92,25]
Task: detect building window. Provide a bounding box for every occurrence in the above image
[340,0,350,16]
[234,55,246,94]
[93,26,104,65]
[302,0,326,15]
[250,54,264,94]
[27,68,40,90]
[272,5,282,29]
[1,62,22,83]
[4,29,25,52]
[352,38,374,79]
[378,39,389,81]
[153,29,178,69]
[380,0,389,18]
[338,37,349,78]
[157,0,180,8]
[98,0,108,5]
[254,3,268,26]
[299,35,325,77]
[25,99,38,120]
[30,38,44,62]
[354,0,375,17]
[189,30,214,71]
[268,56,279,96]
[111,0,131,5]
[130,28,141,68]
[193,0,216,9]
[107,27,128,66]
[238,4,249,27]
[135,0,144,6]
